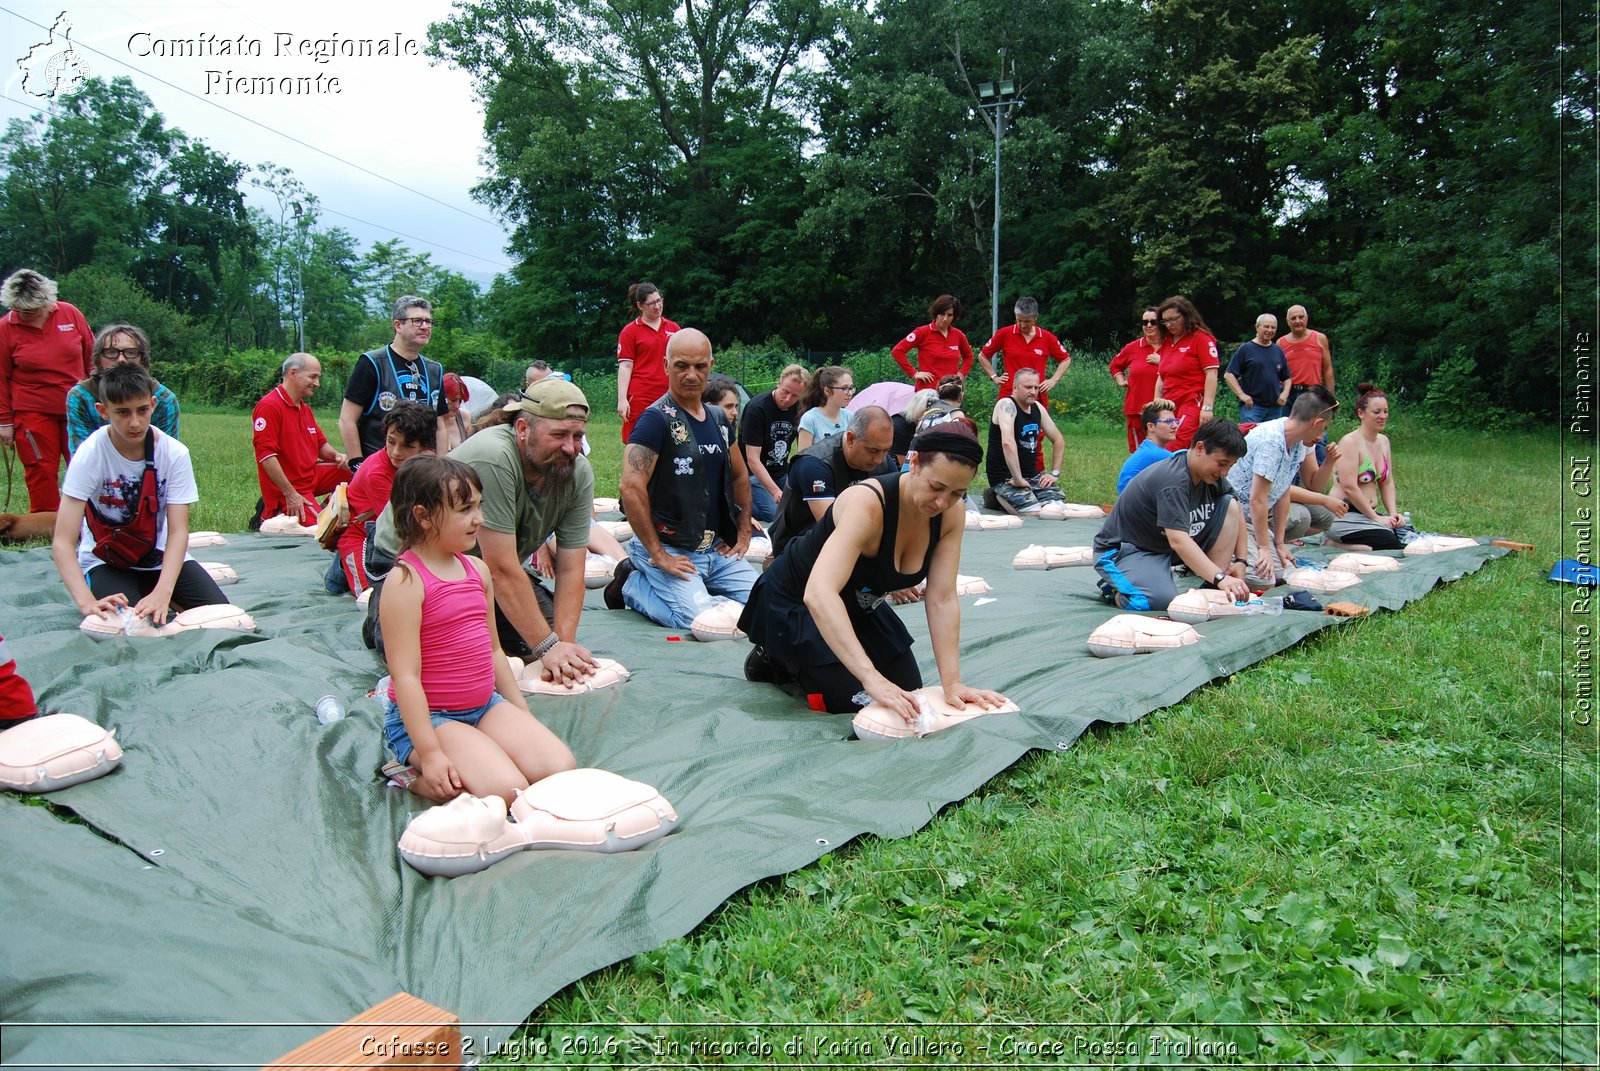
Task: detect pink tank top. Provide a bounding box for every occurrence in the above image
[386,550,495,710]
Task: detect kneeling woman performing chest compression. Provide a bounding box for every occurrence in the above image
[739,420,1006,720]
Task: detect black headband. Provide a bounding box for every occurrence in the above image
[910,429,982,467]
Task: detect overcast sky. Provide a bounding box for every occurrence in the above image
[1,0,515,285]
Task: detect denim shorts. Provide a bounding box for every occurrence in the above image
[383,690,507,764]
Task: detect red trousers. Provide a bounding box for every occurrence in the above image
[13,411,67,512]
[1123,415,1144,453]
[1167,399,1203,451]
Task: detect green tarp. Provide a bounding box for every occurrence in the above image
[0,524,1507,1067]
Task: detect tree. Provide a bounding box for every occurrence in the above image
[0,77,256,324]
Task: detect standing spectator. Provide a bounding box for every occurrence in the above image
[1280,304,1336,464]
[977,296,1071,404]
[1224,314,1293,424]
[66,324,180,453]
[795,366,855,452]
[1110,307,1165,452]
[615,281,679,445]
[437,373,473,454]
[1152,296,1221,452]
[252,353,348,528]
[0,269,93,512]
[338,296,444,466]
[891,295,973,386]
[740,364,809,522]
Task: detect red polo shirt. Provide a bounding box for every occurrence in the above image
[1110,337,1162,415]
[892,323,974,382]
[253,384,328,509]
[1157,331,1220,407]
[981,324,1069,399]
[617,316,680,406]
[0,302,93,424]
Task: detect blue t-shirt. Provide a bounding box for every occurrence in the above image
[1117,439,1176,495]
[1225,341,1290,404]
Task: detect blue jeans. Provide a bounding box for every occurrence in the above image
[622,537,758,629]
[383,690,507,764]
[748,474,780,524]
[1238,402,1283,424]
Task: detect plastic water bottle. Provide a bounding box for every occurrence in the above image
[372,675,391,699]
[911,694,937,736]
[118,606,155,636]
[1401,512,1412,527]
[314,695,345,725]
[1261,596,1285,616]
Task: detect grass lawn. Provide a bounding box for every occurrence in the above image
[19,403,1598,1065]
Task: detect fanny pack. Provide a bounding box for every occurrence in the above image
[83,432,160,570]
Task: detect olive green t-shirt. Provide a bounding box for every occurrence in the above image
[375,424,594,562]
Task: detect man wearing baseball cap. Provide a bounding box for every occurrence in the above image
[367,376,600,685]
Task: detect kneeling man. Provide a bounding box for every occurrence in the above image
[1228,386,1345,587]
[612,328,757,627]
[768,405,895,557]
[984,367,1065,515]
[1094,418,1250,611]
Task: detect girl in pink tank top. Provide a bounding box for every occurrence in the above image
[380,456,574,804]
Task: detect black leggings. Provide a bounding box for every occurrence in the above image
[796,649,922,714]
[88,560,229,611]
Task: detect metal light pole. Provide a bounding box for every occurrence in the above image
[977,79,1021,337]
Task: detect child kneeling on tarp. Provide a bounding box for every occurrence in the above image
[379,454,575,804]
[51,363,228,626]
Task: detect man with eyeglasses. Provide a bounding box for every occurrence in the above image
[1116,399,1181,495]
[1227,387,1347,587]
[338,295,445,468]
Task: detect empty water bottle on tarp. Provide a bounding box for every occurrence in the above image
[314,695,345,725]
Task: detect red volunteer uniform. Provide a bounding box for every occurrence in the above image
[1157,331,1219,451]
[1110,336,1162,452]
[0,302,93,512]
[0,632,38,724]
[981,324,1070,401]
[336,450,399,594]
[891,323,973,383]
[617,316,680,443]
[252,385,344,524]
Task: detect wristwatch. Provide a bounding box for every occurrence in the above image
[1230,556,1246,565]
[1211,570,1226,585]
[1050,469,1061,477]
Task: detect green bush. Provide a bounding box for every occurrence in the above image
[60,264,202,364]
[158,348,354,409]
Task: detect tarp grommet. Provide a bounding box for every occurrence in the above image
[815,838,830,847]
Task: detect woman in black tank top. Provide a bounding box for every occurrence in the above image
[739,425,1008,720]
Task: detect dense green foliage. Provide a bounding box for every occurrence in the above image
[0,78,499,375]
[430,0,1586,417]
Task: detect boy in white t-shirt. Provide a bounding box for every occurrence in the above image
[51,363,227,625]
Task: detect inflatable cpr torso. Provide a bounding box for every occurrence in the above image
[852,686,1019,741]
[397,768,678,877]
[1037,502,1106,520]
[1283,567,1362,593]
[1012,545,1093,570]
[507,656,631,695]
[259,515,318,537]
[0,713,122,792]
[79,603,256,639]
[1087,614,1200,657]
[1404,535,1479,556]
[1326,552,1401,575]
[690,601,746,641]
[1166,588,1255,623]
[965,511,1022,531]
